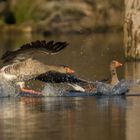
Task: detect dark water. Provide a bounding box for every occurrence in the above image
[0,32,140,140]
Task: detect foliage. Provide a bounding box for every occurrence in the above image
[0,18,4,24]
[0,0,124,32]
[12,0,44,24]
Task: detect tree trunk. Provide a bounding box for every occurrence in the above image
[124,0,140,60]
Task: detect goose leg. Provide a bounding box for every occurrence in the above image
[17,82,42,95]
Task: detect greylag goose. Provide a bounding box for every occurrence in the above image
[95,60,134,95]
[0,40,75,94]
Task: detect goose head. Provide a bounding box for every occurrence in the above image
[61,65,75,74]
[49,65,75,74]
[64,66,75,74]
[110,60,122,70]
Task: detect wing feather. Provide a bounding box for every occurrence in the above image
[1,40,68,65]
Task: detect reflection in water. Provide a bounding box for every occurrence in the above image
[126,97,140,140]
[0,97,126,140]
[125,62,140,81]
[125,62,140,93]
[124,62,140,140]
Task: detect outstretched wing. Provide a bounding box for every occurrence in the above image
[35,72,97,93]
[35,72,88,84]
[1,40,68,65]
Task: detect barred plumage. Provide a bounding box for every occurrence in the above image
[1,40,68,65]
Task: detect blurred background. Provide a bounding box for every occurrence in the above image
[0,0,123,33]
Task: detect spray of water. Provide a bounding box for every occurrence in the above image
[0,71,140,97]
[41,83,80,96]
[0,74,16,97]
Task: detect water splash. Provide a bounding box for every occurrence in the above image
[0,72,139,97]
[0,74,16,97]
[41,84,64,96]
[41,83,72,96]
[38,80,136,96]
[95,79,134,95]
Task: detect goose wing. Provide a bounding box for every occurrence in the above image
[35,72,97,93]
[1,40,68,65]
[35,72,89,84]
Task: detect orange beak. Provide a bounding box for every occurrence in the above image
[115,61,123,68]
[65,67,75,74]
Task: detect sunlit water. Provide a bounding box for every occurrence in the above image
[0,32,140,140]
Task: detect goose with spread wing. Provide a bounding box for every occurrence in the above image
[0,40,75,94]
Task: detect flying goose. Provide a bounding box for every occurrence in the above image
[0,40,75,94]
